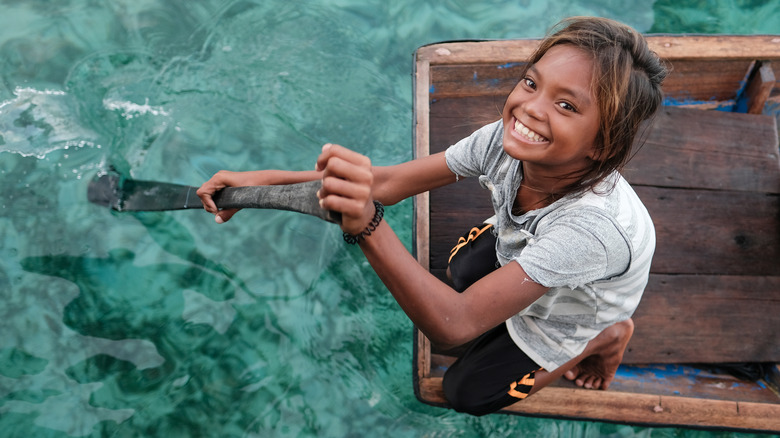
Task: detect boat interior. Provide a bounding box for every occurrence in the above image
[412,35,780,432]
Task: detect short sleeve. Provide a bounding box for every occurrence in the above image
[445,120,503,178]
[516,208,631,289]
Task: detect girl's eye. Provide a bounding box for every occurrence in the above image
[522,77,536,89]
[558,101,577,112]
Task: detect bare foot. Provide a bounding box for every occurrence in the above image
[563,319,634,390]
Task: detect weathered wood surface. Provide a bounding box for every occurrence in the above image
[624,107,780,194]
[422,36,780,113]
[418,35,780,105]
[630,275,780,363]
[416,374,780,433]
[743,61,776,114]
[423,353,780,403]
[429,59,772,105]
[416,35,780,65]
[416,329,780,432]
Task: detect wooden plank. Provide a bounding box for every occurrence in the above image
[624,107,780,194]
[626,275,780,363]
[417,35,780,65]
[424,178,780,278]
[637,186,780,276]
[416,376,780,433]
[423,354,780,403]
[744,62,776,114]
[429,59,759,104]
[429,96,503,149]
[660,59,755,105]
[416,40,537,65]
[605,364,780,403]
[413,53,432,271]
[422,36,780,108]
[643,34,780,62]
[430,63,524,99]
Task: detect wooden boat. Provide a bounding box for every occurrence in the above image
[412,35,780,432]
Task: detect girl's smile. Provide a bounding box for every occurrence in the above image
[513,119,548,143]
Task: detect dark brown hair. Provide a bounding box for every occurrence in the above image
[521,17,668,195]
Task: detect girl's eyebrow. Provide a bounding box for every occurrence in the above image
[528,65,592,107]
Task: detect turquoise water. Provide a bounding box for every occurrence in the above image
[1,0,777,436]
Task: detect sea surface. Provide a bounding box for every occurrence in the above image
[1,0,778,436]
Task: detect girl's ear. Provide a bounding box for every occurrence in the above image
[587,144,605,162]
[588,141,619,162]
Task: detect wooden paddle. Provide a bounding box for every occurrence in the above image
[87,173,341,224]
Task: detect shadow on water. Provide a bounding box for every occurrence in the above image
[13,223,300,436]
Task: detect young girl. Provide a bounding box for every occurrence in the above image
[198,17,667,416]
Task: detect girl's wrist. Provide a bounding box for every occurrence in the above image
[343,200,384,244]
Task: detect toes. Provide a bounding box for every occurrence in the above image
[581,375,600,389]
[583,377,594,389]
[564,368,579,381]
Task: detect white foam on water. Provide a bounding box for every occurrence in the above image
[0,87,100,158]
[102,97,170,120]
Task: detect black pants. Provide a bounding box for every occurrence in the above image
[443,224,542,416]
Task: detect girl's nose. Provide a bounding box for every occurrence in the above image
[523,94,546,121]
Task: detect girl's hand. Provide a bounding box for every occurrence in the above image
[198,168,324,224]
[197,170,243,223]
[315,143,376,236]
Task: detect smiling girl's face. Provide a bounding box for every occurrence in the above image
[502,44,601,181]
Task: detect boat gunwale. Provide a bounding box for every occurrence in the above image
[416,34,780,64]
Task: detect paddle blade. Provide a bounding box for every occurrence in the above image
[87,174,202,211]
[87,174,122,210]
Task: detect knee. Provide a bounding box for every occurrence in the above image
[443,367,497,416]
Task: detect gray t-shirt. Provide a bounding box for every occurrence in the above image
[445,120,655,370]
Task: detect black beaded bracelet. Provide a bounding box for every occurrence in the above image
[343,200,385,244]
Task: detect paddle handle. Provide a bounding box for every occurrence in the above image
[212,180,342,224]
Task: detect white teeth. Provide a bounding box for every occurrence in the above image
[514,120,546,142]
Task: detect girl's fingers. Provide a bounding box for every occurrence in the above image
[215,208,239,224]
[320,175,371,202]
[197,171,244,220]
[196,182,224,213]
[315,143,377,235]
[318,173,375,234]
[318,193,367,218]
[315,144,373,207]
[318,180,370,213]
[316,143,372,175]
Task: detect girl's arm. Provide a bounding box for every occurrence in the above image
[197,145,455,223]
[317,144,548,350]
[371,151,456,206]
